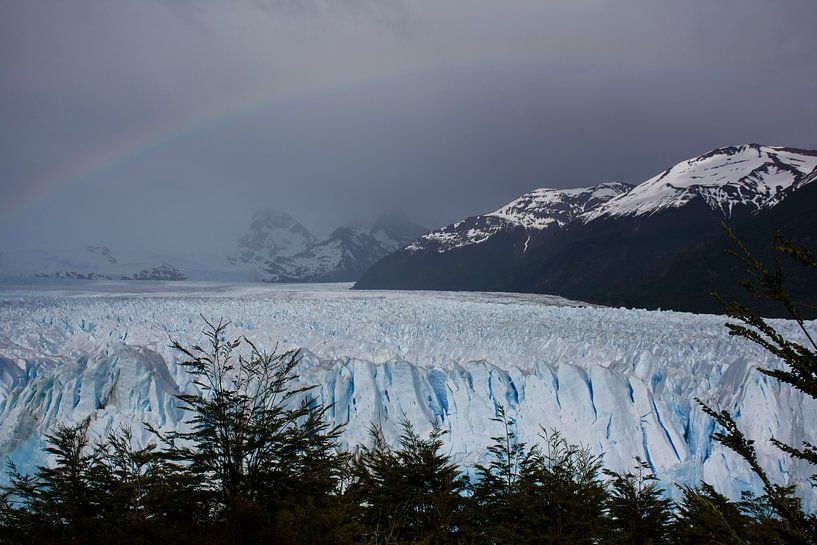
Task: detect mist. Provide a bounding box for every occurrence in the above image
[1,0,815,255]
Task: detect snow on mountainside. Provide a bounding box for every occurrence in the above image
[262,228,388,282]
[0,283,815,508]
[0,246,189,281]
[231,208,317,265]
[405,183,632,254]
[233,211,426,282]
[584,144,817,221]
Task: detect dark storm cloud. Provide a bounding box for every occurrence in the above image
[1,0,815,254]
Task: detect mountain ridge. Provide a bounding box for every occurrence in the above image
[355,144,817,316]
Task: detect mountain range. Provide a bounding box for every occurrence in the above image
[0,212,426,284]
[0,245,192,282]
[355,144,817,316]
[229,210,426,282]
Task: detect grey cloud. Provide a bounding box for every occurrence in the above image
[0,0,815,255]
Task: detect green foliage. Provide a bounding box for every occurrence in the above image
[672,484,749,545]
[350,419,464,544]
[604,458,673,545]
[698,227,817,543]
[158,317,352,541]
[0,420,108,545]
[524,428,609,545]
[468,406,609,545]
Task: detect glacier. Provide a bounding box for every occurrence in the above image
[0,281,814,507]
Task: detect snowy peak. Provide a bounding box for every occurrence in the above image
[489,183,634,229]
[261,226,413,283]
[584,145,817,221]
[0,246,191,281]
[235,208,316,264]
[232,210,426,282]
[406,182,631,254]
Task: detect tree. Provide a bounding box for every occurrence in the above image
[696,227,817,543]
[604,458,672,545]
[524,429,609,545]
[468,404,539,544]
[350,419,465,544]
[671,483,749,545]
[155,318,349,541]
[0,420,110,545]
[468,406,609,545]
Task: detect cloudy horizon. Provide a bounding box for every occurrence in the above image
[2,0,816,255]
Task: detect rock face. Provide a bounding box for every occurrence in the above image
[231,211,427,282]
[355,145,817,316]
[0,284,815,508]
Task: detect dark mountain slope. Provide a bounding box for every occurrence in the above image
[511,180,817,316]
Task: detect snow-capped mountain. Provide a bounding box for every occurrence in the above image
[584,145,817,221]
[356,144,817,316]
[0,246,189,281]
[406,183,631,254]
[232,208,317,266]
[261,227,390,282]
[232,211,426,282]
[1,284,814,508]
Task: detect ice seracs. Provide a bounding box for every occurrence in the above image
[0,283,814,508]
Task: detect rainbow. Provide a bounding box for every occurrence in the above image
[2,55,533,227]
[2,82,332,225]
[1,64,424,225]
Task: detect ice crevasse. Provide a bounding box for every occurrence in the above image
[0,284,814,507]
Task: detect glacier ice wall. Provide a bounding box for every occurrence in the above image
[0,282,814,506]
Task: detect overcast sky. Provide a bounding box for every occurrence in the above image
[1,0,816,255]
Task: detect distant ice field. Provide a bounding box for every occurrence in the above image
[0,281,814,506]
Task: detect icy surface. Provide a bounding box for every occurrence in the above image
[0,282,814,506]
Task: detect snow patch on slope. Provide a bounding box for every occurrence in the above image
[406,183,631,253]
[584,145,817,221]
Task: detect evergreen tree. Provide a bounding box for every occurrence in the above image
[156,317,349,542]
[468,404,539,545]
[671,484,749,545]
[0,420,110,545]
[523,429,609,545]
[603,458,672,545]
[96,425,208,544]
[698,227,817,543]
[468,407,609,545]
[350,419,464,544]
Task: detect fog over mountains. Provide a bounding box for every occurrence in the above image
[0,210,426,284]
[3,143,815,317]
[229,209,426,282]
